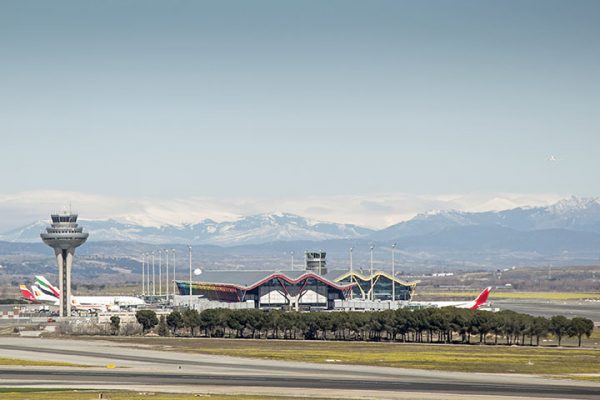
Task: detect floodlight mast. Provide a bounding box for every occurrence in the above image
[392,243,397,301]
[370,245,374,301]
[146,253,151,296]
[141,253,145,296]
[165,249,169,298]
[172,248,176,295]
[290,251,294,271]
[151,252,156,296]
[188,245,192,308]
[158,250,162,296]
[349,247,353,300]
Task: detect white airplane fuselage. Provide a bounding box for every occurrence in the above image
[22,276,146,311]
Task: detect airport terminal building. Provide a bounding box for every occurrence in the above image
[176,252,419,310]
[335,271,417,301]
[176,270,353,310]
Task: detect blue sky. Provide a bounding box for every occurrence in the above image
[0,1,598,228]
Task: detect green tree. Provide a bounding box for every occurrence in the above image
[450,308,470,343]
[243,309,266,339]
[227,310,246,338]
[166,310,184,335]
[198,308,232,337]
[136,310,158,333]
[109,315,120,336]
[303,313,319,340]
[569,317,594,347]
[182,309,200,336]
[550,315,570,346]
[530,316,549,346]
[158,315,168,336]
[470,311,494,344]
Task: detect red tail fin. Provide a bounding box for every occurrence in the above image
[470,287,492,310]
[20,285,39,303]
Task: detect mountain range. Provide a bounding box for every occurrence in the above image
[2,197,600,268]
[2,197,600,250]
[0,213,373,245]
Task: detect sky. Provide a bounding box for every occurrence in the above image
[0,1,599,230]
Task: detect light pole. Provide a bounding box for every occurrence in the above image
[188,245,192,308]
[349,247,353,273]
[349,247,353,299]
[141,253,145,296]
[158,250,162,296]
[290,251,294,271]
[146,253,150,296]
[370,245,374,301]
[165,249,169,298]
[151,252,156,296]
[392,243,396,301]
[172,248,176,295]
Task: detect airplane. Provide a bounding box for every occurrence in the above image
[19,285,40,304]
[34,276,60,298]
[18,284,62,305]
[19,276,146,311]
[408,287,492,310]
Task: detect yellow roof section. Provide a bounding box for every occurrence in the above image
[334,271,419,287]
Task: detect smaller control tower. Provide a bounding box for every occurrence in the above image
[40,213,88,317]
[305,251,327,275]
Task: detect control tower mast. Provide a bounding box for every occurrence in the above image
[40,213,88,317]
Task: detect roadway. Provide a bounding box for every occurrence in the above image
[0,337,599,399]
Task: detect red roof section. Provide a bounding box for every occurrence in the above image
[190,272,354,292]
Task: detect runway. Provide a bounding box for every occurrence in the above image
[494,299,600,322]
[0,337,598,399]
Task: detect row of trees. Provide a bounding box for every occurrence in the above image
[135,308,595,347]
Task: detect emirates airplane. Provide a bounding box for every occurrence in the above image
[409,287,492,310]
[20,276,145,311]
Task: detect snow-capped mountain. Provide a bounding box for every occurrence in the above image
[371,196,600,240]
[3,197,600,250]
[0,213,373,246]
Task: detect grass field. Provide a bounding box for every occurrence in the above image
[103,337,600,376]
[416,291,600,300]
[0,389,329,400]
[0,357,86,367]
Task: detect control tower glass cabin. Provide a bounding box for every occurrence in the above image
[40,214,88,317]
[305,251,327,275]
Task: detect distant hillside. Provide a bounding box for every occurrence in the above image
[2,197,600,267]
[0,213,373,246]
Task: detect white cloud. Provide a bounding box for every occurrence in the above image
[0,190,565,232]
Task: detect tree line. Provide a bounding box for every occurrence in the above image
[134,308,595,347]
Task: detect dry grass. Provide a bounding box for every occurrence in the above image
[100,337,600,376]
[0,357,87,367]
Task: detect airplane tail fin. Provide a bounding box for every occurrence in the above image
[31,285,44,300]
[19,285,39,303]
[35,275,60,298]
[470,287,492,310]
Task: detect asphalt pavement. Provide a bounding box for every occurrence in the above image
[493,299,600,322]
[0,337,598,399]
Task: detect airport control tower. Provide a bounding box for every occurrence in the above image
[40,213,88,317]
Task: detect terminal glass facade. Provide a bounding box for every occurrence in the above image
[335,272,416,301]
